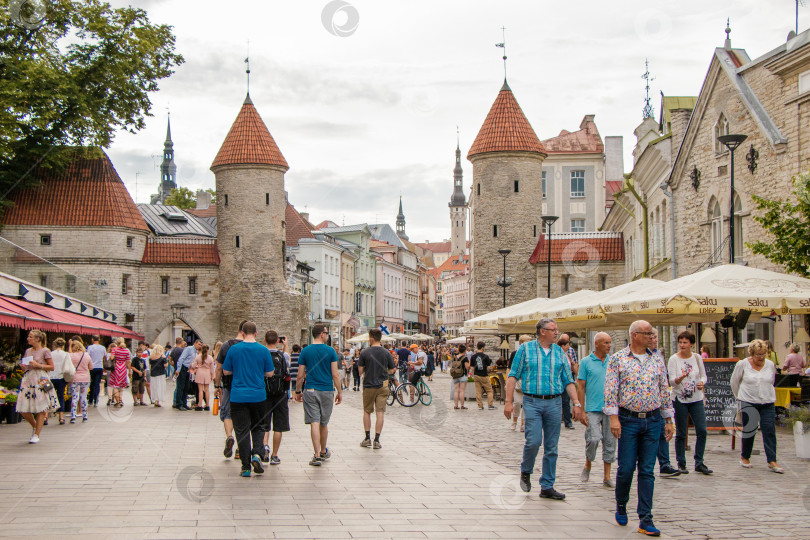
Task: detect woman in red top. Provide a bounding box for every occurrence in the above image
[108,338,130,407]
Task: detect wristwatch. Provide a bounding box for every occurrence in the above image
[295,391,302,395]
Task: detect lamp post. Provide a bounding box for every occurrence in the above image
[541,216,559,298]
[496,249,512,308]
[717,134,748,264]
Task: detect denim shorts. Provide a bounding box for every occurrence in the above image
[453,376,467,384]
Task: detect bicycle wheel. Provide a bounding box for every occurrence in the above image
[387,387,396,406]
[417,381,432,406]
[395,382,419,407]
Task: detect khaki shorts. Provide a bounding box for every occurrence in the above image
[362,384,389,414]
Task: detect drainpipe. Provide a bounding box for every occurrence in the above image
[624,175,649,277]
[659,180,677,280]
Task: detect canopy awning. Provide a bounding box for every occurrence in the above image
[0,296,143,339]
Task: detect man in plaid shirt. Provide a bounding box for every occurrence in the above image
[504,318,582,501]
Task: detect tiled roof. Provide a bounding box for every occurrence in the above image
[315,220,338,229]
[468,81,546,159]
[541,115,604,154]
[210,95,289,170]
[141,238,220,265]
[286,203,317,247]
[187,205,217,218]
[605,180,623,199]
[435,255,469,279]
[529,232,624,264]
[415,241,451,253]
[1,149,148,231]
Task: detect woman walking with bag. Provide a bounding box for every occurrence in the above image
[49,337,70,425]
[68,339,92,423]
[451,345,470,410]
[108,338,130,407]
[149,345,167,407]
[17,330,59,443]
[668,331,712,475]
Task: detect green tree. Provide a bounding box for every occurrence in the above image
[748,171,810,277]
[0,0,183,205]
[164,187,196,210]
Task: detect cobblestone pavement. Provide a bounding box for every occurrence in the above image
[0,373,807,539]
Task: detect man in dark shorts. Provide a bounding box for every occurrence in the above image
[222,321,274,477]
[214,320,246,459]
[262,330,290,465]
[358,328,396,449]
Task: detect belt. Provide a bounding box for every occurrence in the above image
[619,407,660,419]
[524,393,561,400]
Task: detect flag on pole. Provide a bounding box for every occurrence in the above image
[379,323,390,335]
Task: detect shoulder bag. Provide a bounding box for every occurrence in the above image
[62,351,77,382]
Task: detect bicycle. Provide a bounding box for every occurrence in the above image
[386,376,419,407]
[414,378,432,406]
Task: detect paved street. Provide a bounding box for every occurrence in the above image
[0,373,808,539]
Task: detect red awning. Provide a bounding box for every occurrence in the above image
[0,296,143,339]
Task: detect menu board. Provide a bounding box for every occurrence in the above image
[702,358,739,430]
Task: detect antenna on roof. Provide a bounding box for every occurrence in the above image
[244,40,251,96]
[495,27,507,81]
[797,0,806,35]
[641,58,654,119]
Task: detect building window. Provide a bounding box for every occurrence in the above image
[477,183,480,196]
[571,219,585,232]
[40,234,51,246]
[266,193,270,205]
[188,276,197,295]
[493,224,498,237]
[65,275,76,293]
[39,274,47,287]
[224,194,228,206]
[562,274,570,292]
[121,275,129,295]
[533,224,537,237]
[235,236,240,248]
[733,192,743,259]
[126,236,134,248]
[542,171,547,199]
[710,199,722,263]
[800,70,810,94]
[600,274,607,291]
[161,276,169,295]
[714,114,729,154]
[514,180,519,192]
[570,170,585,198]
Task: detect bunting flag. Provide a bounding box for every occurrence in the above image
[44,292,54,304]
[19,284,28,298]
[65,298,73,309]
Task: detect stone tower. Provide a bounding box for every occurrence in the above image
[467,80,547,316]
[449,137,467,256]
[396,196,409,241]
[211,94,307,341]
[151,115,177,204]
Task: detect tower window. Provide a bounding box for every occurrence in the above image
[493,225,498,237]
[477,183,480,196]
[40,234,51,246]
[224,194,228,206]
[562,274,570,292]
[122,274,129,295]
[533,225,537,237]
[65,275,76,294]
[126,236,134,248]
[514,180,519,192]
[188,276,197,295]
[235,236,241,248]
[266,193,269,205]
[600,274,607,290]
[542,171,547,199]
[39,274,47,287]
[161,277,169,295]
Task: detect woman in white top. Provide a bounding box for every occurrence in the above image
[668,330,712,475]
[730,339,782,473]
[48,337,70,425]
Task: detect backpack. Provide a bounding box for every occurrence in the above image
[449,354,466,379]
[265,350,288,398]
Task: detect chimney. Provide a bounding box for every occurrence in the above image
[195,189,212,210]
[300,212,309,222]
[669,108,692,164]
[604,136,624,182]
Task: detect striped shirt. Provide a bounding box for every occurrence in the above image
[508,341,574,396]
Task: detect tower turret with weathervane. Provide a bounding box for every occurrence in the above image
[449,130,467,257]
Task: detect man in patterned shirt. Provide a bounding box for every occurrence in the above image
[504,318,582,501]
[604,320,674,537]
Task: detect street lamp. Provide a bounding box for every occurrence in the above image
[496,248,512,308]
[717,134,748,264]
[541,216,559,298]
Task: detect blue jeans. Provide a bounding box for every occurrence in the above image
[520,395,562,490]
[674,399,707,467]
[657,417,672,470]
[615,412,662,526]
[89,368,104,406]
[561,391,572,427]
[740,401,777,463]
[173,366,190,408]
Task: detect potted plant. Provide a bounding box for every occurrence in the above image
[785,406,810,459]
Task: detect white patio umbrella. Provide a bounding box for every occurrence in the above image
[409,333,433,341]
[347,333,369,343]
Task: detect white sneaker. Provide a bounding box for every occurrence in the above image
[29,434,40,444]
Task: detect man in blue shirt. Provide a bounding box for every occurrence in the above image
[395,345,411,384]
[504,318,582,501]
[577,332,616,487]
[173,339,201,410]
[295,324,342,467]
[222,321,274,477]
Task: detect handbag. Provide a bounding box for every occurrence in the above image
[103,353,114,371]
[62,351,77,383]
[38,378,54,393]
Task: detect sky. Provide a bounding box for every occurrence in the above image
[106,0,805,243]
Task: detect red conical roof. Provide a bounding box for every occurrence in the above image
[467,81,546,159]
[211,95,289,171]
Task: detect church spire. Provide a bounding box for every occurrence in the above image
[396,196,408,241]
[450,132,466,207]
[152,114,177,204]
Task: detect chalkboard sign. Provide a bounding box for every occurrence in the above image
[702,358,739,430]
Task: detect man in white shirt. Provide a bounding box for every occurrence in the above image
[86,335,107,407]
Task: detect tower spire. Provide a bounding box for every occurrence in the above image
[724,18,732,50]
[244,41,251,99]
[495,27,507,82]
[396,196,408,241]
[642,58,654,119]
[152,113,177,204]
